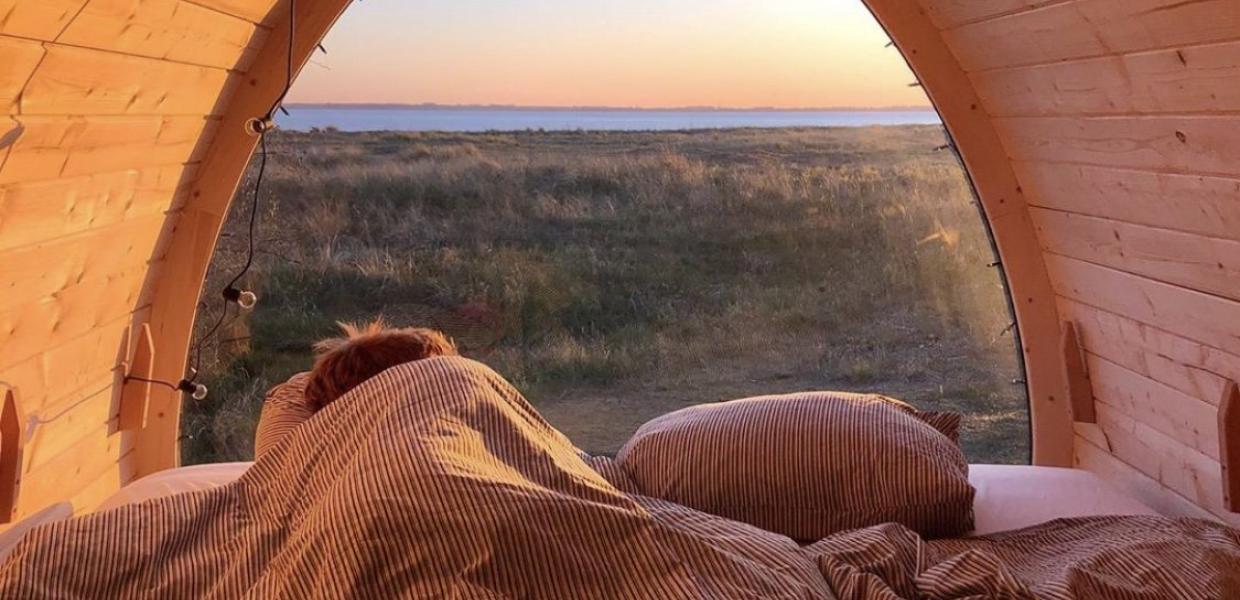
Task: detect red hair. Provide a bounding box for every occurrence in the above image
[304,319,457,410]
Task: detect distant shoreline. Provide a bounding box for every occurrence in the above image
[284,103,936,113]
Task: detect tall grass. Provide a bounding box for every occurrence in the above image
[185,126,1029,464]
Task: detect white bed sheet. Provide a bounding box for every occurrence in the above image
[967,464,1157,536]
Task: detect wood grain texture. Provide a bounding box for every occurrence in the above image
[21,376,116,475]
[1059,298,1240,404]
[1061,321,1096,423]
[0,115,212,184]
[996,116,1240,177]
[0,263,153,371]
[1093,401,1233,522]
[0,214,168,315]
[0,311,143,417]
[0,36,43,112]
[1014,162,1240,241]
[946,0,1240,72]
[1046,254,1240,358]
[1076,432,1240,527]
[57,0,265,71]
[0,0,86,40]
[918,0,1064,30]
[1088,352,1221,460]
[1032,207,1240,301]
[973,40,1240,117]
[188,0,281,24]
[0,165,189,252]
[20,44,234,116]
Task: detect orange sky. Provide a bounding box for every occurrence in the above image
[287,0,930,109]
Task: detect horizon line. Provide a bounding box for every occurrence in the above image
[284,101,938,113]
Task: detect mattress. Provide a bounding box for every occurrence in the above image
[967,464,1157,535]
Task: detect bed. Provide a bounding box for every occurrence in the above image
[0,358,1233,599]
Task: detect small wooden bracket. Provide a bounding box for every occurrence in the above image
[0,387,26,524]
[1061,321,1096,424]
[1220,381,1240,512]
[119,323,157,431]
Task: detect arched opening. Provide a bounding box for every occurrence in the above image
[183,0,1031,466]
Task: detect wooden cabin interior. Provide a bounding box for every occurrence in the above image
[0,0,1238,531]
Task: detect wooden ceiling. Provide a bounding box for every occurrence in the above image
[0,0,1237,528]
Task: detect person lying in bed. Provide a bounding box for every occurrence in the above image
[304,319,458,410]
[253,319,457,457]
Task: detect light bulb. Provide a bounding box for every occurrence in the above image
[223,287,258,310]
[238,290,258,310]
[245,116,276,136]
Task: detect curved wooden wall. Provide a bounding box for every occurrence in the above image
[0,0,1237,528]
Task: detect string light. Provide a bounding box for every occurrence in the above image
[123,0,297,400]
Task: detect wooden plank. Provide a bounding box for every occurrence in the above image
[973,40,1240,116]
[16,422,133,516]
[1092,401,1238,524]
[1074,422,1110,451]
[1032,208,1240,302]
[996,116,1240,177]
[0,36,44,112]
[20,376,114,474]
[0,165,190,252]
[0,213,168,314]
[20,44,233,116]
[1014,162,1240,241]
[0,264,154,371]
[65,456,135,514]
[1058,298,1240,404]
[0,0,86,40]
[1061,321,1096,423]
[0,115,212,184]
[1046,255,1240,359]
[0,310,144,416]
[0,387,24,523]
[118,323,154,430]
[57,0,266,71]
[189,0,281,24]
[1088,353,1221,461]
[1075,433,1237,525]
[1222,382,1240,511]
[945,0,1240,72]
[918,0,1063,30]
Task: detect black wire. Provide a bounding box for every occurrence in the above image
[125,376,182,392]
[127,0,297,394]
[225,133,267,292]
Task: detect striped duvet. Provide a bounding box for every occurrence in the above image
[1,357,1237,598]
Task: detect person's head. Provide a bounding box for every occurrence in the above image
[304,319,458,410]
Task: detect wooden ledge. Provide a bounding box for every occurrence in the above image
[1221,381,1240,513]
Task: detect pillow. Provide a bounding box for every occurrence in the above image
[253,372,315,459]
[615,392,974,542]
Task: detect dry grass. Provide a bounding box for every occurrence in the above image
[184,126,1030,464]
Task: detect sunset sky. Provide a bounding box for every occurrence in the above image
[287,0,930,109]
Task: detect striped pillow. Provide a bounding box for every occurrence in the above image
[254,372,315,459]
[616,392,974,542]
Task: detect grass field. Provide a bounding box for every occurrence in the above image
[184,126,1030,465]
